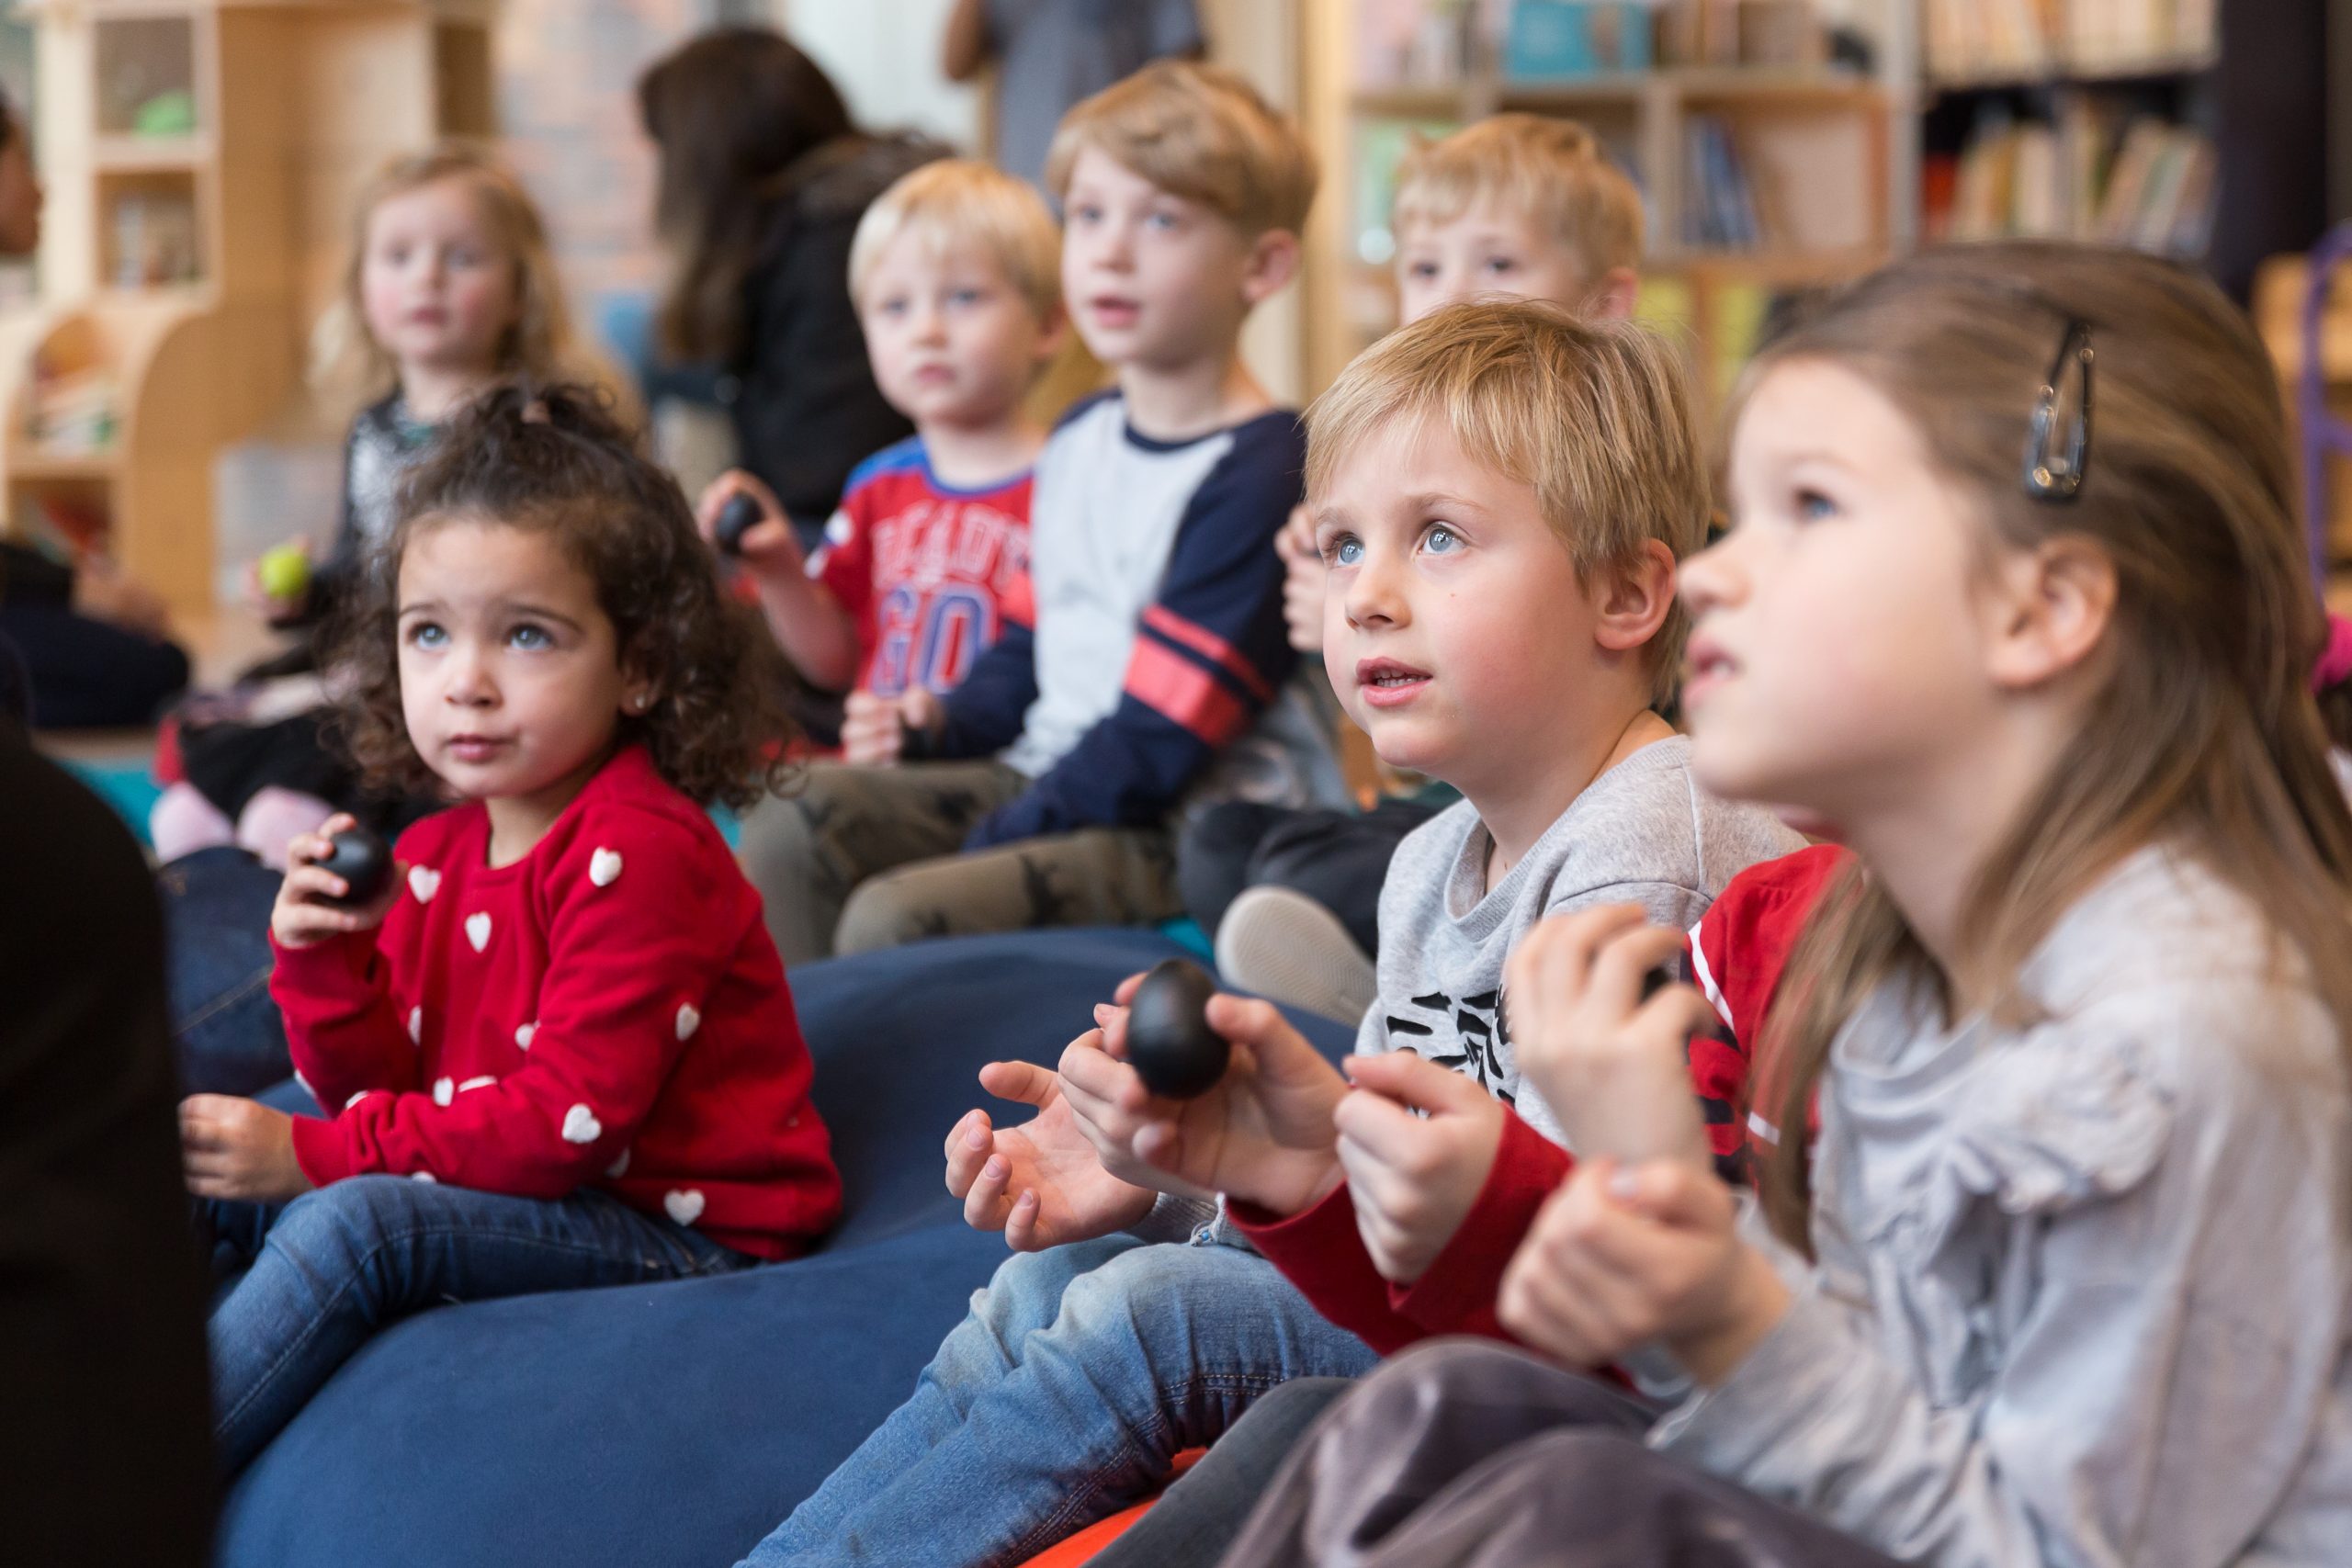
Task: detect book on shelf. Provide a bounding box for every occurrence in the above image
[1502,0,1653,81]
[1926,0,2216,81]
[1930,101,2216,256]
[1354,0,1476,90]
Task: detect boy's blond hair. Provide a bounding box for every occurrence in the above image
[849,158,1064,322]
[1046,61,1318,239]
[1392,115,1644,287]
[1306,299,1703,700]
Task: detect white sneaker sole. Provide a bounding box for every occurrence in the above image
[1215,885,1377,1025]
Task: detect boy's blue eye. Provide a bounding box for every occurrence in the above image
[1148,211,1180,232]
[1793,488,1837,523]
[1329,536,1363,568]
[1482,256,1517,276]
[1406,260,1439,280]
[1424,525,1463,555]
[949,288,984,309]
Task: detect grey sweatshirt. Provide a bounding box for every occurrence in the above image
[1138,736,1802,1245]
[1360,736,1804,1145]
[1650,844,2352,1567]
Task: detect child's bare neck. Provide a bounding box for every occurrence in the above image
[919,412,1047,490]
[400,364,499,424]
[1118,348,1271,444]
[1467,705,1674,886]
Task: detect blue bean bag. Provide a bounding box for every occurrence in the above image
[212,929,1357,1567]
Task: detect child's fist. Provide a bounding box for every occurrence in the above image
[695,470,802,572]
[1331,1050,1507,1284]
[1275,505,1325,655]
[271,813,401,949]
[1505,906,1716,1168]
[842,688,943,766]
[181,1094,313,1202]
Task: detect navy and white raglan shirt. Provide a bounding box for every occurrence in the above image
[931,390,1329,848]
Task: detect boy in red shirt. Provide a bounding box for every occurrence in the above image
[696,158,1064,705]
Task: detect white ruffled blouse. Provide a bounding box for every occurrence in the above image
[1651,844,2352,1567]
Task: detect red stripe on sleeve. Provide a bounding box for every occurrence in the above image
[1142,605,1273,703]
[1124,637,1250,747]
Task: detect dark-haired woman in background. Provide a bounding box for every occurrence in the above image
[639,28,939,549]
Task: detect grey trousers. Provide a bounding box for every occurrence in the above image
[1219,1338,1905,1568]
[739,758,1181,966]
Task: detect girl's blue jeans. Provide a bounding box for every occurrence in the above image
[204,1175,756,1474]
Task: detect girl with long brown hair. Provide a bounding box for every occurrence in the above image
[1217,241,2352,1566]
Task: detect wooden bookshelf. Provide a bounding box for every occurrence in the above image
[2,0,499,618]
[1304,2,1903,408]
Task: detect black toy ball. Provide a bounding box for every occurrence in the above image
[317,827,393,908]
[712,493,764,556]
[1125,958,1228,1100]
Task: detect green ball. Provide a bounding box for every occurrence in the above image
[258,544,310,602]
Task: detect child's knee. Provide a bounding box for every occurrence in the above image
[263,1175,421,1268]
[834,862,953,954]
[932,1238,1131,1391]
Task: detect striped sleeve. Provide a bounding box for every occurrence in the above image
[964,414,1305,848]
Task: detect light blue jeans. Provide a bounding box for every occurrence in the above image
[738,1227,1378,1568]
[204,1175,756,1475]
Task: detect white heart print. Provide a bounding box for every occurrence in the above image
[465,912,492,953]
[514,1021,537,1051]
[663,1189,706,1225]
[675,1004,701,1042]
[560,1103,603,1145]
[407,1006,422,1043]
[409,865,442,904]
[590,848,624,888]
[433,1077,454,1107]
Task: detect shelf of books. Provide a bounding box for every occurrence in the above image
[1320,0,1900,413]
[1917,0,2220,255]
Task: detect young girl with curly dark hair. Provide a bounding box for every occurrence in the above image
[177,384,840,1476]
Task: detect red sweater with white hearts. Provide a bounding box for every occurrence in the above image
[269,745,841,1260]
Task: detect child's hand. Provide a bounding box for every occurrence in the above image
[1498,1157,1786,1385]
[244,548,313,626]
[841,688,943,766]
[1330,1050,1507,1284]
[270,813,401,949]
[1275,505,1325,656]
[1056,977,1349,1216]
[181,1094,314,1202]
[695,469,804,574]
[1505,906,1716,1168]
[944,1061,1159,1250]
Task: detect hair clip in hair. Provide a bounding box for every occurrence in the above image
[2022,320,2093,503]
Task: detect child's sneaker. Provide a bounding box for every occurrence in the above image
[1216,885,1377,1024]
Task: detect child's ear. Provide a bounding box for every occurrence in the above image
[1239,229,1302,308]
[1035,302,1071,366]
[1591,539,1678,655]
[1587,267,1642,323]
[1984,536,2118,691]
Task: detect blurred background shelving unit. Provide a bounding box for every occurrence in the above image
[1302,0,1914,410]
[2,0,497,626]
